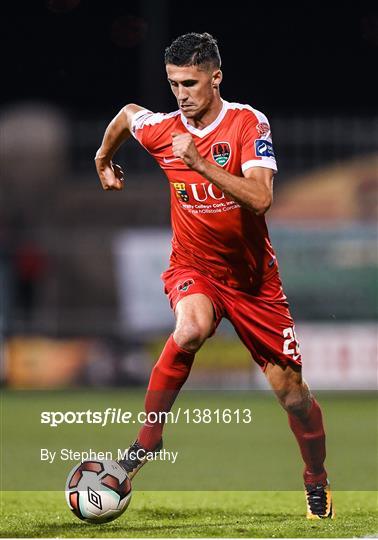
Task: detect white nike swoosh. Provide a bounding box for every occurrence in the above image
[163,156,181,163]
[292,354,301,361]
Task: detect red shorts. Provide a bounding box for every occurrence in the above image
[161,266,302,371]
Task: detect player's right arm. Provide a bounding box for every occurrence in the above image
[95,103,145,191]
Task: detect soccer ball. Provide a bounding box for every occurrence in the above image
[65,460,132,523]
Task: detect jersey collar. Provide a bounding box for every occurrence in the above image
[180,99,228,138]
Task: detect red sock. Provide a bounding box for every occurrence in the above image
[288,398,327,485]
[138,334,195,451]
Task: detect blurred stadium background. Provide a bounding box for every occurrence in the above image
[1,1,377,394]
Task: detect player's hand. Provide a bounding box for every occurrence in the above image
[95,157,125,191]
[172,133,204,171]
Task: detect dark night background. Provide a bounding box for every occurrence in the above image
[2,1,377,116]
[1,0,377,341]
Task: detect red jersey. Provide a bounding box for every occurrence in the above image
[131,99,278,290]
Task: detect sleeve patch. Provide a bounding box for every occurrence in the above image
[255,139,275,158]
[256,122,270,136]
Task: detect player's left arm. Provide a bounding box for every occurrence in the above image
[172,133,273,215]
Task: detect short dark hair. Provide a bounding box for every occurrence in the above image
[164,32,221,70]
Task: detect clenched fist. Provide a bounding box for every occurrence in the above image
[172,133,204,170]
[95,157,124,191]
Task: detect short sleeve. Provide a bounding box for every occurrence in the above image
[130,108,154,148]
[130,109,178,154]
[240,110,278,174]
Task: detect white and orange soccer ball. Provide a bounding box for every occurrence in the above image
[65,460,132,524]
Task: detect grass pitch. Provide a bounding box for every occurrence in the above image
[1,390,377,537]
[3,390,377,491]
[1,490,377,538]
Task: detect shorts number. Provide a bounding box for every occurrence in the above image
[283,327,300,357]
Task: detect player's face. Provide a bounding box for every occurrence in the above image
[166,64,222,119]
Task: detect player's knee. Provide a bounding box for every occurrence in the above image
[173,321,211,353]
[282,392,312,417]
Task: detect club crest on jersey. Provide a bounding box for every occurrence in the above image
[177,278,195,292]
[173,182,189,202]
[211,142,231,167]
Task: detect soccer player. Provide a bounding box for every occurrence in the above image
[95,32,334,519]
